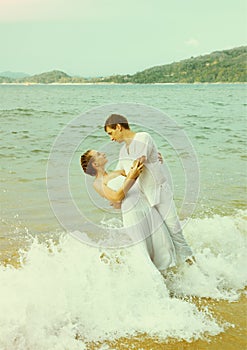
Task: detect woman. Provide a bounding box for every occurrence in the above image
[80,150,177,272]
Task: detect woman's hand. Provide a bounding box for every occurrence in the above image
[136,155,146,164]
[127,160,144,179]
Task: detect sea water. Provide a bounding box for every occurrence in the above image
[0,84,246,349]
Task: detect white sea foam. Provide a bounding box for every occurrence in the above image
[165,210,247,300]
[0,211,246,349]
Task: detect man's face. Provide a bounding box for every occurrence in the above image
[105,125,124,143]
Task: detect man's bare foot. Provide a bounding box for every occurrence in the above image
[185,256,196,265]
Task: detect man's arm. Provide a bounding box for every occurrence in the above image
[137,152,163,165]
[132,133,150,159]
[134,133,163,164]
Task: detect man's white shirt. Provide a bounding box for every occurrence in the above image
[117,132,168,206]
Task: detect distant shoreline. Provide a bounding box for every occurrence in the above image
[1,47,246,85]
[0,82,246,86]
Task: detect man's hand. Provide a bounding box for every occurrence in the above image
[110,201,122,209]
[158,152,163,164]
[185,256,196,265]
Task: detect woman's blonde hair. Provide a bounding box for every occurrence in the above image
[80,150,96,176]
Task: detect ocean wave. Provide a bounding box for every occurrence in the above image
[0,233,222,349]
[0,211,246,348]
[165,211,247,300]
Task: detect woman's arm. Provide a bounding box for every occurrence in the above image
[93,161,143,202]
[106,169,126,182]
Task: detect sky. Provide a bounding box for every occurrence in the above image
[0,0,246,77]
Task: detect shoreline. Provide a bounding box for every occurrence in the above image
[0,82,246,86]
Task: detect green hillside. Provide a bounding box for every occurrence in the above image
[0,76,14,83]
[96,46,247,84]
[18,70,71,84]
[0,46,246,84]
[17,70,88,84]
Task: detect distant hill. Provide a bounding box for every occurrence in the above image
[19,70,72,84]
[17,70,88,84]
[96,46,247,84]
[0,71,29,79]
[0,47,246,84]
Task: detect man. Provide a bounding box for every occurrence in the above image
[104,113,194,264]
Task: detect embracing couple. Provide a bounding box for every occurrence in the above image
[81,114,194,273]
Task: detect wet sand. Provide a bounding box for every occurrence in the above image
[88,295,246,349]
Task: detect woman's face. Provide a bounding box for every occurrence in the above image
[90,150,108,166]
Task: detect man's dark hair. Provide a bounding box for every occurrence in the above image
[104,114,130,132]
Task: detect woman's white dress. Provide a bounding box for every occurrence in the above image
[108,176,176,272]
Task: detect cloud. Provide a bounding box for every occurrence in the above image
[185,38,199,46]
[0,0,94,22]
[0,0,153,22]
